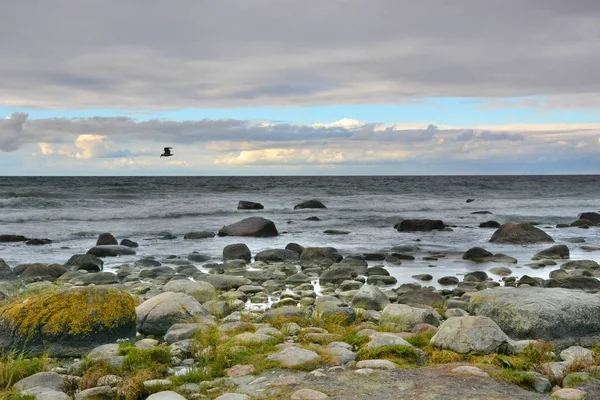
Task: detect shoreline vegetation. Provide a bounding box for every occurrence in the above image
[0,207,599,399]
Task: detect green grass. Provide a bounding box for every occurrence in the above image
[0,351,50,389]
[489,369,536,389]
[0,390,36,400]
[120,346,172,372]
[406,330,435,349]
[356,345,420,365]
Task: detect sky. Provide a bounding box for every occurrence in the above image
[1,0,600,175]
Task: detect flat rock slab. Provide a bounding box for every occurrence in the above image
[469,287,600,347]
[355,360,397,370]
[146,392,187,400]
[450,366,490,377]
[291,388,329,399]
[266,347,319,368]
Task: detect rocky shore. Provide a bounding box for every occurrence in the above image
[0,209,599,399]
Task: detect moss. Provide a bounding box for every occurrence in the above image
[406,330,435,349]
[120,347,172,372]
[489,369,536,389]
[0,288,135,337]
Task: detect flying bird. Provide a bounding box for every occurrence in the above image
[160,147,174,158]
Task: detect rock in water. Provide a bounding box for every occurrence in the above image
[0,288,136,356]
[351,285,390,311]
[578,212,600,224]
[430,316,514,355]
[462,247,493,262]
[237,201,264,210]
[120,238,139,248]
[65,254,104,272]
[395,219,445,232]
[489,223,554,244]
[532,245,570,260]
[469,287,600,347]
[96,232,118,246]
[218,217,278,237]
[255,249,299,263]
[0,234,28,242]
[223,243,251,263]
[183,231,215,240]
[0,259,17,281]
[294,200,327,209]
[87,245,136,257]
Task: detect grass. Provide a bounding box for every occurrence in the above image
[0,351,50,389]
[489,369,536,389]
[356,345,420,365]
[120,346,172,372]
[0,390,36,400]
[406,330,435,349]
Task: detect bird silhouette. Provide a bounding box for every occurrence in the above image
[160,147,174,157]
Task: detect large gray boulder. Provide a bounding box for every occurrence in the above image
[15,263,67,282]
[0,258,17,281]
[13,372,65,392]
[266,347,319,367]
[300,247,342,266]
[223,243,251,263]
[136,292,214,336]
[218,217,278,237]
[380,304,440,330]
[255,249,299,263]
[350,285,390,311]
[195,274,249,291]
[395,219,445,232]
[319,265,354,285]
[87,245,136,257]
[163,280,217,302]
[469,287,600,347]
[65,254,104,272]
[430,316,514,354]
[489,223,554,244]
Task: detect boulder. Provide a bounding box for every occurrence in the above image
[300,247,342,266]
[319,266,354,285]
[218,217,278,237]
[571,219,594,227]
[479,221,501,228]
[255,249,300,263]
[0,259,17,281]
[0,288,135,356]
[87,245,136,257]
[430,316,514,354]
[164,322,216,344]
[470,287,600,346]
[350,285,390,311]
[380,304,440,330]
[266,347,319,367]
[25,238,52,245]
[294,200,326,210]
[223,243,251,263]
[0,234,28,242]
[116,239,137,249]
[285,243,305,255]
[13,371,65,392]
[395,219,445,232]
[237,201,264,210]
[81,272,119,286]
[65,254,104,272]
[489,223,554,244]
[561,260,599,270]
[532,245,570,260]
[195,274,249,291]
[163,280,217,302]
[96,233,118,246]
[136,292,214,336]
[543,276,600,290]
[183,231,215,240]
[578,212,600,224]
[255,306,307,323]
[396,288,444,306]
[462,247,493,262]
[16,263,67,282]
[187,252,210,262]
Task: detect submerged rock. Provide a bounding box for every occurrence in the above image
[87,245,136,257]
[218,217,278,237]
[294,200,327,210]
[237,200,264,210]
[532,245,570,260]
[183,231,215,240]
[489,223,554,244]
[395,219,445,232]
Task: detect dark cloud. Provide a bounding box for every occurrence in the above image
[1,1,599,109]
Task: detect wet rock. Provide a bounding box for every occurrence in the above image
[96,233,118,246]
[119,238,139,247]
[195,274,249,290]
[479,221,501,228]
[578,212,600,224]
[351,284,390,311]
[183,231,215,240]
[489,267,513,276]
[187,252,211,262]
[285,242,305,255]
[300,247,342,266]
[438,276,459,285]
[395,219,445,232]
[81,272,119,286]
[255,249,299,263]
[223,243,251,263]
[294,200,327,209]
[532,245,570,260]
[0,234,28,242]
[396,288,443,306]
[65,254,104,272]
[462,247,493,262]
[237,201,264,210]
[489,223,554,244]
[412,274,433,281]
[25,238,52,245]
[218,217,278,237]
[544,276,600,290]
[87,245,136,257]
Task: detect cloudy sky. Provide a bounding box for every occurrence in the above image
[1,0,599,175]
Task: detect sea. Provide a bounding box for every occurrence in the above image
[1,175,599,289]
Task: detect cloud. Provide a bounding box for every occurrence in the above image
[1,1,600,109]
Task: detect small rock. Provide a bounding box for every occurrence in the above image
[450,365,489,377]
[551,388,587,400]
[355,360,397,370]
[290,388,329,400]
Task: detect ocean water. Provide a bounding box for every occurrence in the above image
[1,175,599,288]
